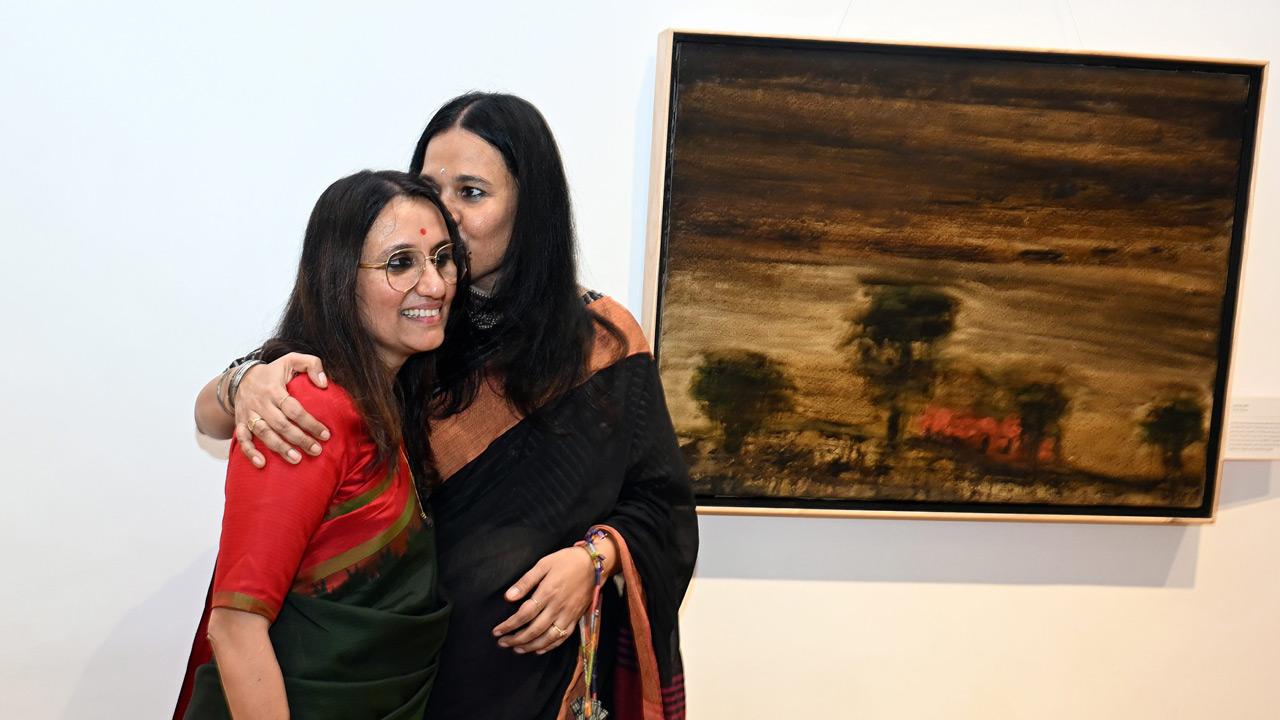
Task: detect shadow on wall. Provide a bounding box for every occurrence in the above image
[195,428,230,461]
[62,550,215,719]
[693,460,1275,589]
[1218,459,1275,508]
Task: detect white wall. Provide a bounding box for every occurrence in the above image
[1,1,1276,717]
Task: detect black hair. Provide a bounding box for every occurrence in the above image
[409,92,621,417]
[261,170,468,484]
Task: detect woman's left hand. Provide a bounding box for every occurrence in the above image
[493,546,595,655]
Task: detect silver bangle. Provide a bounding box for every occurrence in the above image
[214,366,235,417]
[227,359,263,412]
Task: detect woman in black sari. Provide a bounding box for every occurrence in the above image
[193,93,698,720]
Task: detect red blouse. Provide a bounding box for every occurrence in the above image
[210,376,420,621]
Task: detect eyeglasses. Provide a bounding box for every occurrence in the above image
[358,244,464,291]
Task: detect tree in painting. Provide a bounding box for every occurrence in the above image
[1140,391,1207,476]
[690,349,795,454]
[840,283,957,450]
[1011,380,1070,467]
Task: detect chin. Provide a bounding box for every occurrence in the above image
[407,333,445,354]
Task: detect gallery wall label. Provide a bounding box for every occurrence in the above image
[1225,398,1280,460]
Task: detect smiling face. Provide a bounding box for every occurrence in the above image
[420,127,518,292]
[356,196,456,372]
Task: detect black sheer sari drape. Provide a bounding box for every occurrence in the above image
[423,295,697,720]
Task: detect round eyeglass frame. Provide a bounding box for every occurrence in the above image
[357,244,465,292]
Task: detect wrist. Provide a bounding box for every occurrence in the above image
[227,359,263,412]
[595,534,619,577]
[575,543,603,575]
[576,528,618,581]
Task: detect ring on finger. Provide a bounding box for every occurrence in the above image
[274,394,291,408]
[248,416,267,434]
[530,597,543,610]
[551,624,568,638]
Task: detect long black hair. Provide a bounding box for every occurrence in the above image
[261,170,468,482]
[409,92,621,417]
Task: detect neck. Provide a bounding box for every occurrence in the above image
[471,270,502,294]
[378,351,407,377]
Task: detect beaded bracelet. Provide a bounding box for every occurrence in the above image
[578,529,608,580]
[575,528,610,719]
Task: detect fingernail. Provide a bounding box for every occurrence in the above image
[317,372,328,386]
[492,629,502,637]
[513,648,526,655]
[309,444,321,455]
[497,639,508,647]
[288,450,301,463]
[320,430,331,441]
[506,587,519,598]
[253,457,265,468]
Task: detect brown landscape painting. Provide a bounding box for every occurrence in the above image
[653,35,1261,517]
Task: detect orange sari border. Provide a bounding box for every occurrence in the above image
[432,375,523,482]
[434,295,650,482]
[588,295,652,366]
[557,524,666,720]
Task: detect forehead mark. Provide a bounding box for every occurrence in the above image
[419,228,427,235]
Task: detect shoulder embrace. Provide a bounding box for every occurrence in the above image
[285,375,361,430]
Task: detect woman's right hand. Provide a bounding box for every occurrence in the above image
[234,353,331,468]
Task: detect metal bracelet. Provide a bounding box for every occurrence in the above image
[214,366,235,417]
[227,359,263,412]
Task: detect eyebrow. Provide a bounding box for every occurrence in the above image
[453,174,490,186]
[381,239,452,256]
[382,242,416,257]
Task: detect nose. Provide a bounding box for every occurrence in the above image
[415,260,447,299]
[441,195,462,225]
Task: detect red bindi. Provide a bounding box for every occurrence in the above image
[419,228,427,235]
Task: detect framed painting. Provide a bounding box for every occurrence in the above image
[642,30,1265,521]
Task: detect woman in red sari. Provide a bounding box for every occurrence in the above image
[194,94,698,720]
[178,170,465,719]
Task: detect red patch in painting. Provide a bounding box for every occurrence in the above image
[916,405,1054,463]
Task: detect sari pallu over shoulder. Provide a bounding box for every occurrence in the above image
[557,525,690,720]
[425,295,697,720]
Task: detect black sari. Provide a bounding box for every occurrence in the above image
[424,295,698,720]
